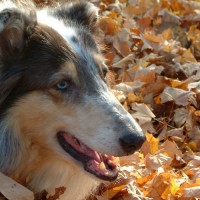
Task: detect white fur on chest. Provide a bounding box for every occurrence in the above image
[29,161,100,200]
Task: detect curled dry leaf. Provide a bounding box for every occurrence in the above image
[145,153,173,170]
[131,103,155,126]
[160,86,196,106]
[173,108,188,127]
[184,186,200,198]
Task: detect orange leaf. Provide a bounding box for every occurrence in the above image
[99,17,120,35]
[141,133,159,155]
[143,32,163,43]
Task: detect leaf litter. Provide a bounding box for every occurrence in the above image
[9,0,200,199]
[91,0,200,199]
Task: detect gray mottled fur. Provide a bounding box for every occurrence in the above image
[0,118,20,174]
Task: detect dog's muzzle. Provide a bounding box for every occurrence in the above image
[57,132,119,181]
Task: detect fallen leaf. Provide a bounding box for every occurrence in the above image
[173,108,188,127]
[184,186,200,198]
[161,140,182,157]
[99,17,120,35]
[131,103,155,125]
[160,86,196,106]
[141,133,159,155]
[0,173,34,200]
[145,153,173,170]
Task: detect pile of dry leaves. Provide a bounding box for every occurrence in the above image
[88,0,200,199]
[7,0,200,199]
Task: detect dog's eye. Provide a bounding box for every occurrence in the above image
[103,68,108,77]
[102,63,108,77]
[56,80,69,91]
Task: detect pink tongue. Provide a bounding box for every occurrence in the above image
[62,134,101,162]
[62,133,119,179]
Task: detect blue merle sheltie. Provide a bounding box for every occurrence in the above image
[0,1,145,199]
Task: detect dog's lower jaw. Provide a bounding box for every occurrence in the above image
[26,160,100,200]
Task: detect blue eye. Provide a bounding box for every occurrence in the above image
[56,80,69,91]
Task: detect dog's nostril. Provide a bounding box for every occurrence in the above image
[119,134,146,155]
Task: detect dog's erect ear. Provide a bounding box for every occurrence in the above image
[56,2,98,32]
[0,8,36,57]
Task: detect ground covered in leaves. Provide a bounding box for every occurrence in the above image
[88,0,200,199]
[36,0,200,199]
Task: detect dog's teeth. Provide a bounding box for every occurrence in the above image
[99,162,106,170]
[111,157,119,165]
[94,152,101,162]
[73,138,77,143]
[73,138,80,145]
[80,146,84,150]
[109,155,115,160]
[102,154,108,159]
[107,160,113,165]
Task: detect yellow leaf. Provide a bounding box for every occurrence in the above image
[135,173,155,185]
[113,185,126,191]
[162,177,180,198]
[170,79,183,88]
[143,32,163,43]
[107,185,126,198]
[146,172,170,198]
[188,141,198,152]
[127,93,137,104]
[141,133,159,155]
[195,110,200,117]
[154,95,161,104]
[147,133,159,154]
[170,178,180,195]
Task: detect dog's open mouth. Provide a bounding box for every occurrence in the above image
[57,132,119,181]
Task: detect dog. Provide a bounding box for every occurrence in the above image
[0,1,145,199]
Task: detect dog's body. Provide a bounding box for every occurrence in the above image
[0,1,145,199]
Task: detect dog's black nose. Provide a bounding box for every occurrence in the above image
[119,134,146,155]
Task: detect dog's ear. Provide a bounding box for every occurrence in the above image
[56,2,98,32]
[0,8,36,57]
[0,75,21,107]
[0,8,36,106]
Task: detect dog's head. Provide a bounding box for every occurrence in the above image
[0,2,145,182]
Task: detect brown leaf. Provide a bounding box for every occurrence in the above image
[131,103,155,126]
[141,133,159,155]
[99,17,120,35]
[113,29,132,57]
[161,140,182,157]
[173,108,188,127]
[160,86,196,106]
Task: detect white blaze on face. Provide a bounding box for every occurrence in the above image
[37,10,81,54]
